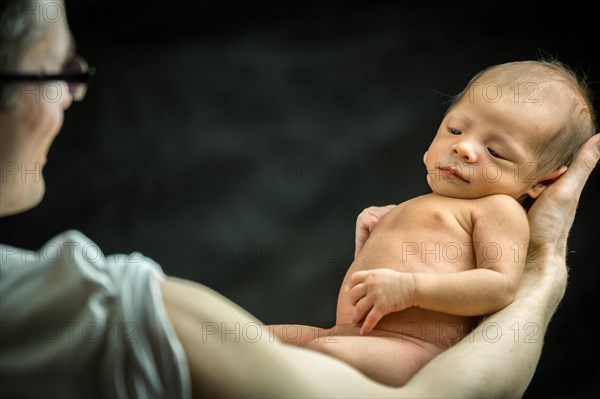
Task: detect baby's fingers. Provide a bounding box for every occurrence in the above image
[357,212,380,233]
[360,308,383,335]
[352,296,374,325]
[348,270,369,288]
[348,283,367,306]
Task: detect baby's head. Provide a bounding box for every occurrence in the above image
[423,59,596,203]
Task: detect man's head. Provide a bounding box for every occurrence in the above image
[0,0,78,217]
[423,59,596,202]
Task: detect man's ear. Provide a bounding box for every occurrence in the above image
[526,165,568,198]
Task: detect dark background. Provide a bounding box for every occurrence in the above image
[1,0,598,396]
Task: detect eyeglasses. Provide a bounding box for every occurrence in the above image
[0,56,95,102]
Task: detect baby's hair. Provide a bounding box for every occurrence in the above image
[449,58,597,177]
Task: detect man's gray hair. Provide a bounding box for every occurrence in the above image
[0,0,50,109]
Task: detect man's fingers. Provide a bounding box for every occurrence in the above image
[558,133,600,196]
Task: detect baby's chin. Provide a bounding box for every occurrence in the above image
[426,174,442,195]
[426,174,435,191]
[425,179,482,199]
[426,174,448,196]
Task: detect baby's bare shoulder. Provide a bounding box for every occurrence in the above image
[471,194,529,230]
[410,193,511,212]
[473,194,526,214]
[401,193,525,221]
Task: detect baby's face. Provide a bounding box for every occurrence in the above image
[423,80,566,201]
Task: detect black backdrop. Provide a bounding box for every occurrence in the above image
[1,0,599,397]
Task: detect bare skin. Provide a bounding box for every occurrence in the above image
[270,71,575,386]
[272,193,528,386]
[2,3,598,396]
[160,134,599,398]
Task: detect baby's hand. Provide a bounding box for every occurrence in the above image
[355,205,396,258]
[347,269,416,335]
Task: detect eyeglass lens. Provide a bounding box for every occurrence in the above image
[63,56,89,102]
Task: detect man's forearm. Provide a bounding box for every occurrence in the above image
[402,254,568,398]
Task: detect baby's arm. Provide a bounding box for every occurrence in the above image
[350,194,529,335]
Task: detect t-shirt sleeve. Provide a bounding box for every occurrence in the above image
[0,230,191,399]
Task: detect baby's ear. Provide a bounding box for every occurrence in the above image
[526,165,568,198]
[423,151,428,165]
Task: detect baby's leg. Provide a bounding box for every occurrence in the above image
[305,333,444,387]
[267,324,331,346]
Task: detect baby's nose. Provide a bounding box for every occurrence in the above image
[452,142,478,163]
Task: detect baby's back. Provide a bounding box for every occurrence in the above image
[336,193,481,348]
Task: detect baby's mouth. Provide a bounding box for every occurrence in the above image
[439,166,470,183]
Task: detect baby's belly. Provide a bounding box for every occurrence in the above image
[336,299,477,349]
[335,234,478,348]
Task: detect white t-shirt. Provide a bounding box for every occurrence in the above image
[0,230,191,398]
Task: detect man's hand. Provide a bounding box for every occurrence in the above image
[347,268,416,335]
[355,205,396,258]
[527,133,600,260]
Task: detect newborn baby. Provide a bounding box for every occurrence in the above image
[271,59,593,386]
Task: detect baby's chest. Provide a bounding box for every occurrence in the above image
[371,199,476,270]
[382,197,474,238]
